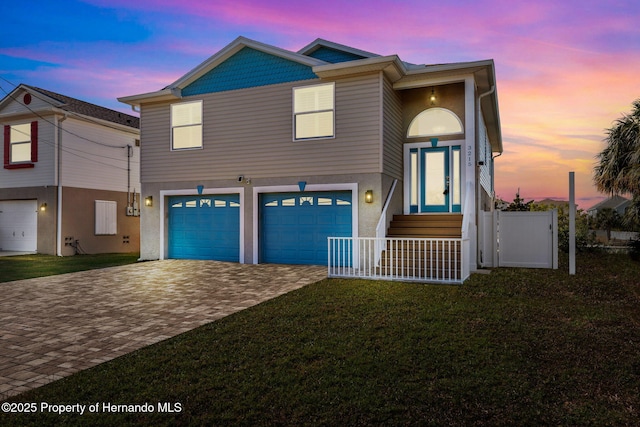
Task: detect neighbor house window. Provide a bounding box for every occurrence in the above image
[95,200,117,235]
[4,121,38,169]
[171,100,202,150]
[293,83,334,140]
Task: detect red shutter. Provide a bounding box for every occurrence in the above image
[30,121,38,163]
[3,125,9,168]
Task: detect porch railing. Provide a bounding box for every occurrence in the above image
[328,237,463,284]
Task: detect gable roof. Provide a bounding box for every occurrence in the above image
[172,36,326,90]
[0,84,139,129]
[587,195,631,212]
[298,38,380,63]
[118,36,501,151]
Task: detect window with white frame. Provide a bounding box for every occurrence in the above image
[95,200,117,235]
[10,123,32,163]
[293,83,334,140]
[171,100,202,150]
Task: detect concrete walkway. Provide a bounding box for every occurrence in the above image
[0,260,327,400]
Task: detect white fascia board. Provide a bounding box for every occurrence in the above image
[0,107,57,121]
[57,109,140,135]
[170,36,327,90]
[298,38,380,59]
[408,59,495,76]
[313,55,407,81]
[117,88,181,106]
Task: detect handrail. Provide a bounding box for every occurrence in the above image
[375,179,398,239]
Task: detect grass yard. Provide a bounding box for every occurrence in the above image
[1,252,639,426]
[0,253,140,283]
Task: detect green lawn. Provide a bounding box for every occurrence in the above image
[0,253,139,283]
[1,252,639,426]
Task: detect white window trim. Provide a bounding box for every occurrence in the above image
[292,82,335,141]
[170,100,203,151]
[9,123,32,164]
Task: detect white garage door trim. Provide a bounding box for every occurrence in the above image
[159,187,245,262]
[0,200,38,252]
[252,183,358,265]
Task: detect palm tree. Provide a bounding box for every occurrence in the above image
[594,99,640,226]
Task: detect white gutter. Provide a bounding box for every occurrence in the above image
[476,85,495,266]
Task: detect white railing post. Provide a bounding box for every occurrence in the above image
[328,236,463,284]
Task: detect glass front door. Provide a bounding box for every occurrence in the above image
[410,146,461,213]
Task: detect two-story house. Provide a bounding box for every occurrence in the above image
[0,84,140,255]
[119,37,502,282]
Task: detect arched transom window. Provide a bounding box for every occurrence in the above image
[407,107,463,138]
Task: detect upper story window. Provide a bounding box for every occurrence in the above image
[3,121,38,169]
[293,83,334,140]
[171,100,202,150]
[407,107,463,138]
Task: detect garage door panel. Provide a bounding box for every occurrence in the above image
[260,191,352,265]
[0,200,38,252]
[168,194,239,262]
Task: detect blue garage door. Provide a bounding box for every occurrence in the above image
[260,191,352,265]
[168,194,240,261]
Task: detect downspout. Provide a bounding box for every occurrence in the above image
[491,151,503,206]
[476,85,495,267]
[56,114,67,256]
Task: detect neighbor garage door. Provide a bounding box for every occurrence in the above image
[260,191,352,265]
[168,194,240,261]
[0,200,38,252]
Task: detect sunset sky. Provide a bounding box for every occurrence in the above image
[2,0,639,209]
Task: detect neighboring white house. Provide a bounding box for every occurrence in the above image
[119,36,502,282]
[0,84,140,255]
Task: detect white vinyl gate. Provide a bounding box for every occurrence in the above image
[481,210,558,269]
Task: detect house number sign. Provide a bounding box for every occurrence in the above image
[467,145,473,167]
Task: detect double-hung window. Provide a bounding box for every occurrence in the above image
[4,121,38,169]
[171,100,202,150]
[293,83,334,140]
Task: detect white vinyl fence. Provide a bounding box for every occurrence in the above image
[483,210,558,269]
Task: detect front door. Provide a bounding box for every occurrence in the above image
[410,146,461,213]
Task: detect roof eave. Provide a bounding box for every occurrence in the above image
[117,88,181,107]
[313,55,407,81]
[298,38,380,59]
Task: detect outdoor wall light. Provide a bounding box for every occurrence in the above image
[365,190,373,204]
[430,88,437,105]
[39,202,47,212]
[144,196,153,207]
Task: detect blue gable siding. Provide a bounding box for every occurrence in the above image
[306,46,367,63]
[182,47,318,96]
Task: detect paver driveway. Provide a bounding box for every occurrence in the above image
[0,260,327,400]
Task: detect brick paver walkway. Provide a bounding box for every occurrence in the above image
[0,260,327,400]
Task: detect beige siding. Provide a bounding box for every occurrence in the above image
[0,117,56,188]
[382,76,403,179]
[60,117,140,192]
[140,75,382,183]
